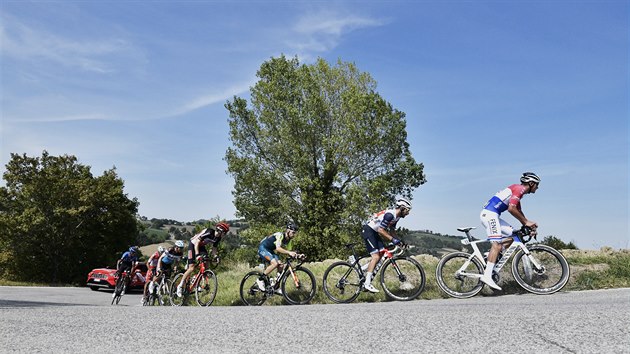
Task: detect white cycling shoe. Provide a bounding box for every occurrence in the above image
[256,279,266,291]
[363,283,379,293]
[480,275,502,291]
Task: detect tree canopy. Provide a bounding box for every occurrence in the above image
[0,151,139,283]
[225,56,426,259]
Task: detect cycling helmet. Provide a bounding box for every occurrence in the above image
[174,240,185,248]
[129,246,139,253]
[286,222,298,231]
[520,172,541,184]
[157,246,165,253]
[215,222,230,233]
[395,197,412,210]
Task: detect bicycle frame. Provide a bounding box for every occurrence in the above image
[457,228,539,278]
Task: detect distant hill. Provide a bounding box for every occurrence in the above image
[403,230,488,257]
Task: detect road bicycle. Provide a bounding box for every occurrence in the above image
[143,270,174,306]
[239,253,316,306]
[322,242,426,303]
[435,226,570,298]
[111,270,131,305]
[170,255,218,306]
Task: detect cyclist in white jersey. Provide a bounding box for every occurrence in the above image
[479,172,540,290]
[360,197,412,293]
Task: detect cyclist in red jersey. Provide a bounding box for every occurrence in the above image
[479,172,540,290]
[141,246,165,304]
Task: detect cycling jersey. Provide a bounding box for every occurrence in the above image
[260,232,291,252]
[192,228,222,247]
[120,251,138,264]
[483,184,526,215]
[161,248,183,265]
[147,251,161,268]
[366,208,400,231]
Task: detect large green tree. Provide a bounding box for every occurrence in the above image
[0,151,139,283]
[225,56,426,259]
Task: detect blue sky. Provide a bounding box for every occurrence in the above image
[1,1,628,249]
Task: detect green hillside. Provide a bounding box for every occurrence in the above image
[403,230,489,257]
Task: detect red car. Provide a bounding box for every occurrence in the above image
[86,262,148,292]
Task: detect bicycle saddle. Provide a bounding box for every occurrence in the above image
[457,227,476,233]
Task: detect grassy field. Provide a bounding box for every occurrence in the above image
[199,247,630,306]
[3,248,629,305]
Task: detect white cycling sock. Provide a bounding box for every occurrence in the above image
[365,272,373,285]
[148,281,155,292]
[484,262,495,277]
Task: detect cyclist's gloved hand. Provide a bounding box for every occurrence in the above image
[392,238,401,245]
[196,255,204,262]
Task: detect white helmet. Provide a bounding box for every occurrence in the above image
[157,246,165,253]
[395,197,412,210]
[520,172,541,184]
[175,240,185,248]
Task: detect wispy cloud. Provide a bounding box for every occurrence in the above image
[287,11,387,58]
[0,15,134,74]
[170,81,255,117]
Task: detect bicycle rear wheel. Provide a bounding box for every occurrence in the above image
[512,245,570,295]
[157,280,172,306]
[239,271,268,306]
[195,271,218,306]
[380,257,426,301]
[281,267,316,305]
[170,273,187,306]
[322,261,362,304]
[435,252,484,299]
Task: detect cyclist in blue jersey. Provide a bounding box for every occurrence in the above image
[256,223,302,292]
[113,246,140,297]
[147,240,185,296]
[361,198,412,293]
[479,172,540,290]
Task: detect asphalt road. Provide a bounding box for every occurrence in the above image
[1,287,629,353]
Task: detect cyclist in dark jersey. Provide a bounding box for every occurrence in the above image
[176,222,229,297]
[479,172,540,290]
[361,198,411,293]
[256,223,301,292]
[113,246,139,297]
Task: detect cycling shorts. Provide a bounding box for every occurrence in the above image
[145,266,156,281]
[187,241,208,265]
[258,244,279,263]
[117,261,133,273]
[361,225,385,254]
[480,210,514,242]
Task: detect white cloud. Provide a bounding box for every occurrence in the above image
[0,15,133,74]
[287,11,387,56]
[170,81,255,117]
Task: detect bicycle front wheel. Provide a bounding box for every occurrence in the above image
[239,271,267,306]
[112,277,125,305]
[195,271,218,306]
[281,267,316,305]
[512,244,570,295]
[435,252,484,299]
[380,257,426,301]
[170,273,187,306]
[322,261,362,304]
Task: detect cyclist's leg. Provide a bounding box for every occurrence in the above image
[143,267,155,299]
[177,242,197,294]
[480,210,511,290]
[361,225,383,292]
